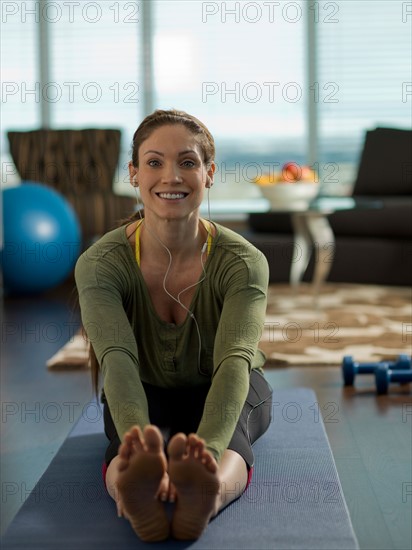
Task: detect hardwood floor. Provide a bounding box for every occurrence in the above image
[1,281,411,549]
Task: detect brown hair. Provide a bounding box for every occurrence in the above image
[89,109,215,397]
[131,108,215,168]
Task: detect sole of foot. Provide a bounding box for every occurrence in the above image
[168,433,220,540]
[116,425,170,542]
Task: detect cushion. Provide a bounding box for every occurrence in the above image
[353,127,412,196]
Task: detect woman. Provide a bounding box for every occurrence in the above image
[75,109,273,542]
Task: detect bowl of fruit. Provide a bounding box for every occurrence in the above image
[254,162,320,211]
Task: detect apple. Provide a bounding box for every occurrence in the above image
[301,166,318,183]
[282,162,302,182]
[282,163,318,183]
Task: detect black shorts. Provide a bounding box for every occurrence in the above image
[102,368,273,469]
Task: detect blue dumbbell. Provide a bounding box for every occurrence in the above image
[375,364,412,394]
[342,355,411,386]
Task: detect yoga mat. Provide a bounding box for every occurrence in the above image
[1,388,358,550]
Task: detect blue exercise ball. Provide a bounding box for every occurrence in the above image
[1,182,82,294]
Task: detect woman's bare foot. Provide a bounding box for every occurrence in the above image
[168,433,221,540]
[116,425,170,542]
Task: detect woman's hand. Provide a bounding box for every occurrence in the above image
[157,471,177,503]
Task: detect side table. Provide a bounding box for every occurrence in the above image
[288,197,383,301]
[290,210,335,298]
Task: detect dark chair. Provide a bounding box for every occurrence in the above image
[328,127,412,242]
[7,128,136,248]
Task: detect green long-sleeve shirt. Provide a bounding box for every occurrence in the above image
[75,221,269,461]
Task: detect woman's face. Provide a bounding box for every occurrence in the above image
[129,124,215,221]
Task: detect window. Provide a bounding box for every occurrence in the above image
[1,0,40,185]
[1,1,143,190]
[153,1,306,190]
[2,0,411,196]
[48,1,143,191]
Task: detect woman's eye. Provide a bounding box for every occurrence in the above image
[148,159,161,167]
[182,160,195,167]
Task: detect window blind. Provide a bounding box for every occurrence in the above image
[317,0,412,164]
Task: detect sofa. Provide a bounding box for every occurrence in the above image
[240,128,412,286]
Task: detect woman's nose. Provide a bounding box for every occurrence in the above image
[161,164,183,183]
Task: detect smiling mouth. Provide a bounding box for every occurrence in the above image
[156,192,189,200]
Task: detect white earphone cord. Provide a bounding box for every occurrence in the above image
[133,187,212,371]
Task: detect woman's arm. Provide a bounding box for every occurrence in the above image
[196,355,250,461]
[196,249,269,462]
[75,250,150,439]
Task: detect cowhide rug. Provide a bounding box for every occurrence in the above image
[260,283,411,365]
